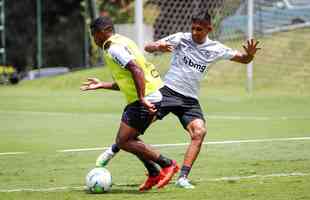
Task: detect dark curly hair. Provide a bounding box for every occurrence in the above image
[192,10,211,24]
[90,16,114,35]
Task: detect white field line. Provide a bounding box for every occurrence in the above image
[207,115,310,120]
[0,186,85,193]
[206,172,309,182]
[58,147,108,153]
[2,137,310,155]
[58,136,310,153]
[0,172,309,193]
[0,110,117,118]
[0,152,27,156]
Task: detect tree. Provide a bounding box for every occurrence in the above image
[6,0,85,73]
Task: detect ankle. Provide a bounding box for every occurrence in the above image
[111,144,120,153]
[156,155,172,168]
[179,165,191,178]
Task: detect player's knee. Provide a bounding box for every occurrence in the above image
[191,126,206,143]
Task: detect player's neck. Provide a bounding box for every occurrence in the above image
[193,36,208,45]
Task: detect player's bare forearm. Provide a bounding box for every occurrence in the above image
[145,42,159,53]
[126,61,145,101]
[145,41,174,53]
[126,61,157,113]
[80,78,119,91]
[99,82,120,90]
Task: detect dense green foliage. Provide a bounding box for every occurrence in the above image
[6,0,84,71]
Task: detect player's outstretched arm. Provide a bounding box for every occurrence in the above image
[80,78,120,91]
[144,41,174,53]
[231,39,261,64]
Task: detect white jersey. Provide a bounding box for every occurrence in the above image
[160,32,238,99]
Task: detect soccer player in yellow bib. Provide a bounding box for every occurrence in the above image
[81,16,179,191]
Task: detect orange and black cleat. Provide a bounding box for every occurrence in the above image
[139,174,161,192]
[156,160,179,189]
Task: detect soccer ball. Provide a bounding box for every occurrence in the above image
[85,167,112,193]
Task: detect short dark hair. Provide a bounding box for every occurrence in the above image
[192,10,211,24]
[90,16,114,35]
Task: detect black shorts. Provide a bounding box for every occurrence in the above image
[121,101,160,134]
[157,86,205,129]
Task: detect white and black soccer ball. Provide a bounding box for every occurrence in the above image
[85,167,112,193]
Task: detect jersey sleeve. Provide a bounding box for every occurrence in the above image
[159,32,184,47]
[216,42,238,60]
[107,44,135,68]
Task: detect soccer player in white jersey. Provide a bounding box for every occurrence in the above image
[82,16,179,191]
[96,10,260,189]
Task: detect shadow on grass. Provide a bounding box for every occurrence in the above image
[80,183,162,195]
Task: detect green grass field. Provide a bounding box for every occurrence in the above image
[1,29,310,199]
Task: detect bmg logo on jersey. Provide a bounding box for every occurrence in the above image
[183,56,207,73]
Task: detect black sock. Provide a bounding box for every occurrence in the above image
[179,165,191,178]
[138,157,160,177]
[156,155,172,168]
[111,144,120,153]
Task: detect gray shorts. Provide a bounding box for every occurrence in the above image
[157,86,205,130]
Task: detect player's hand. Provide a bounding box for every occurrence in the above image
[157,41,174,52]
[243,39,261,57]
[140,98,157,114]
[80,78,102,91]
